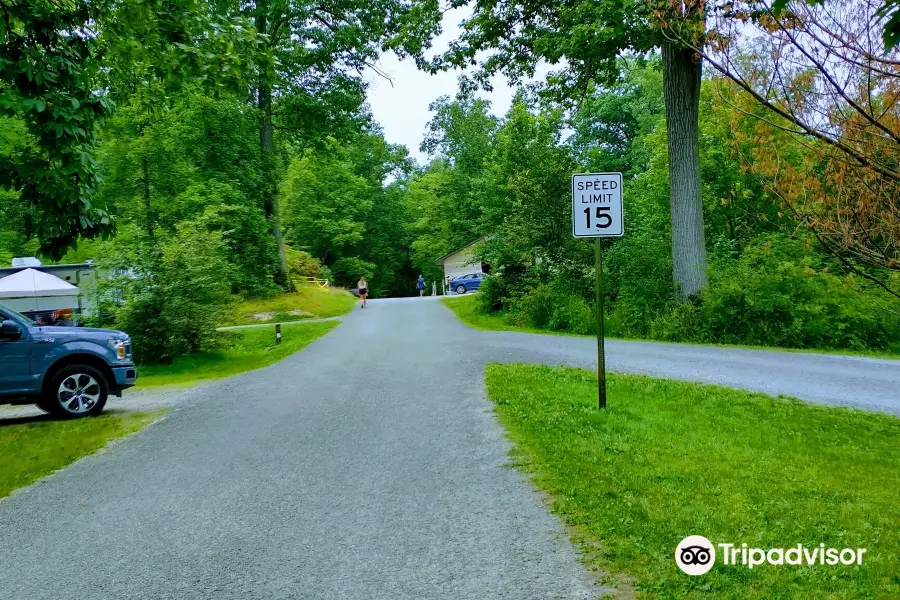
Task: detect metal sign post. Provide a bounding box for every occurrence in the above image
[572,172,623,409]
[595,238,607,408]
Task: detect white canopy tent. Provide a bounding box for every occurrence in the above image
[0,268,81,313]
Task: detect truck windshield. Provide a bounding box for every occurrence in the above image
[0,302,35,325]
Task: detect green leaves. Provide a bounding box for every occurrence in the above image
[0,0,114,257]
[424,0,657,102]
[875,0,900,50]
[0,0,266,258]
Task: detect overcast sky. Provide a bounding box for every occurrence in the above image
[363,7,538,165]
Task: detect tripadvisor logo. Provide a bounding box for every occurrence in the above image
[676,535,716,575]
[675,535,867,576]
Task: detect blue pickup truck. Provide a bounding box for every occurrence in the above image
[0,302,137,418]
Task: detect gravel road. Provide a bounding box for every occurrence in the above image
[1,296,896,599]
[0,298,601,600]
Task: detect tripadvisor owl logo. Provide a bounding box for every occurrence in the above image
[675,535,716,576]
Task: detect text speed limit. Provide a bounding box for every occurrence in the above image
[572,172,623,237]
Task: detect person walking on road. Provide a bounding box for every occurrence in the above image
[417,274,426,297]
[446,275,452,294]
[358,277,368,309]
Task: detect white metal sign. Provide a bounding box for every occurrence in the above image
[572,172,623,237]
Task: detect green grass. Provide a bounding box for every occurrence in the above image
[485,364,900,599]
[136,321,338,387]
[0,411,161,499]
[228,284,357,326]
[445,295,900,359]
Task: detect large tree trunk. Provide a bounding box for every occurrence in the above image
[662,41,707,300]
[256,5,295,292]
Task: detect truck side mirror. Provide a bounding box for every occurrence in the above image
[0,320,22,340]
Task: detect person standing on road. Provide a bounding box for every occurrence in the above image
[446,275,452,294]
[417,274,425,297]
[358,277,368,309]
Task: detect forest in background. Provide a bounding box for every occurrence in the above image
[2,0,900,363]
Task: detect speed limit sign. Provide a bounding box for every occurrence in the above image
[571,171,623,410]
[572,172,623,237]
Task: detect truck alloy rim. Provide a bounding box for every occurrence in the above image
[58,374,101,413]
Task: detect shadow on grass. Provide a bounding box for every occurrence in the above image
[0,412,58,427]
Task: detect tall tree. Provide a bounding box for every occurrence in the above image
[224,0,437,290]
[0,0,257,258]
[419,95,497,248]
[424,0,713,299]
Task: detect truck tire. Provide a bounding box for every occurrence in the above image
[42,365,109,418]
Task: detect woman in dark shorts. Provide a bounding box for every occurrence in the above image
[358,277,368,309]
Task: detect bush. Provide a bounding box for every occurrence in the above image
[95,222,233,364]
[285,247,324,279]
[508,285,560,328]
[604,231,673,336]
[489,235,900,353]
[330,256,375,288]
[647,237,900,351]
[317,264,334,285]
[477,273,509,312]
[507,283,596,334]
[548,294,595,334]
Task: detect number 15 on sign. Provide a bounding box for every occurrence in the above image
[572,173,623,238]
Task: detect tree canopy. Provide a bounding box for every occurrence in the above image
[2,0,899,363]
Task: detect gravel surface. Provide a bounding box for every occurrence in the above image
[0,385,193,421]
[1,296,896,599]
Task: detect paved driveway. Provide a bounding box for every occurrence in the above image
[0,297,897,599]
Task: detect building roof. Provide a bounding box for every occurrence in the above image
[434,237,489,266]
[0,262,95,277]
[0,268,80,298]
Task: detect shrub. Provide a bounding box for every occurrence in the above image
[508,285,561,329]
[330,256,375,288]
[317,264,334,285]
[477,273,509,312]
[285,246,326,280]
[506,283,596,334]
[548,294,595,334]
[646,237,900,351]
[96,222,233,364]
[604,230,673,336]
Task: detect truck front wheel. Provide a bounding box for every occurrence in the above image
[41,365,109,418]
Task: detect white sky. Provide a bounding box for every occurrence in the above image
[363,7,546,165]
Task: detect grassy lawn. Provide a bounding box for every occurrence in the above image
[228,284,357,326]
[0,411,161,499]
[485,364,900,599]
[136,321,338,387]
